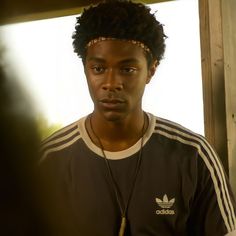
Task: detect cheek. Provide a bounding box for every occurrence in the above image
[126,74,148,92]
[125,82,146,105]
[86,77,96,95]
[86,77,102,100]
[86,73,96,88]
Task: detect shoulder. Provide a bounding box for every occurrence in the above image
[39,117,85,163]
[152,116,226,184]
[151,115,219,180]
[152,115,223,182]
[152,115,207,151]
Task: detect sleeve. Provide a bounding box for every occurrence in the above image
[37,151,79,235]
[187,139,236,236]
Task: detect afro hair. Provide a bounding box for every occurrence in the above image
[72,0,166,65]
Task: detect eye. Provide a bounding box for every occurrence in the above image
[91,65,105,74]
[120,67,137,74]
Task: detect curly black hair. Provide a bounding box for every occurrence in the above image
[72,0,166,65]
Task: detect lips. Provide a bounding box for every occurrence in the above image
[99,97,125,109]
[100,98,125,103]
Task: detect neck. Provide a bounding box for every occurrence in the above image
[86,111,148,151]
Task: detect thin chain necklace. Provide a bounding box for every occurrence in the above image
[88,113,147,236]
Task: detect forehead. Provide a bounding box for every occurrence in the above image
[85,40,147,63]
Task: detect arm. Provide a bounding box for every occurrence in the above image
[187,140,236,235]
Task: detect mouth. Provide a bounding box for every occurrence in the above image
[100,97,125,103]
[99,97,126,109]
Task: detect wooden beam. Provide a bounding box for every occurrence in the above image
[0,0,172,25]
[0,0,98,25]
[198,0,228,172]
[221,0,236,195]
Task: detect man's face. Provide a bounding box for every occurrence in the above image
[84,40,154,121]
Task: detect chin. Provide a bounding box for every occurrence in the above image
[102,111,127,122]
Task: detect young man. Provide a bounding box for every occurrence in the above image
[40,1,236,235]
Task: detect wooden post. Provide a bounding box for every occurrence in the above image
[198,0,228,173]
[221,0,236,195]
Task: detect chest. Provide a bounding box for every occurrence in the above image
[66,142,197,235]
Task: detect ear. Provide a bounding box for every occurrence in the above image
[146,60,158,84]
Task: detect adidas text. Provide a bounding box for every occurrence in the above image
[156,209,175,215]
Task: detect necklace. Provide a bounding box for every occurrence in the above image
[88,113,147,236]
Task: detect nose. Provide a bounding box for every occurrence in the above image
[102,69,123,91]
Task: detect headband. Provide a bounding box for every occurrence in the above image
[86,37,152,56]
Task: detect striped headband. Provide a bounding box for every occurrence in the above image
[86,37,152,55]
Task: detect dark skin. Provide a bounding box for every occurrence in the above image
[84,40,157,151]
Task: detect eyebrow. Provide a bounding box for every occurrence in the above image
[87,57,140,64]
[87,57,105,63]
[119,58,140,64]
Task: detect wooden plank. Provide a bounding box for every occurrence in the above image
[198,0,228,172]
[0,0,97,24]
[0,0,172,25]
[221,0,236,195]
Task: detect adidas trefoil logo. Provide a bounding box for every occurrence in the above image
[156,194,175,209]
[155,194,175,215]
